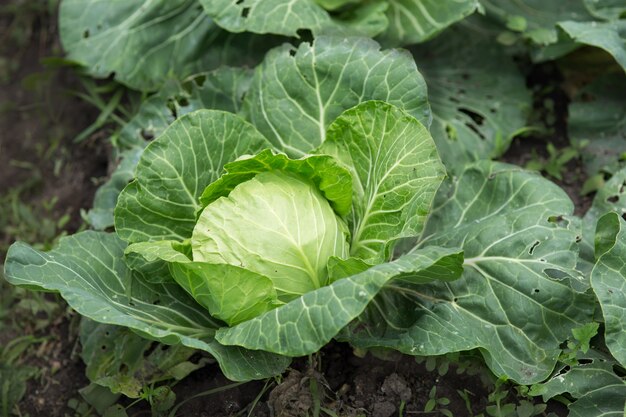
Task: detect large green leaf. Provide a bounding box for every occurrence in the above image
[480,0,594,45]
[60,0,274,91]
[580,168,626,271]
[379,0,479,46]
[119,68,255,149]
[242,36,430,156]
[411,17,532,172]
[3,232,290,381]
[199,150,353,216]
[339,161,594,384]
[125,240,283,326]
[199,0,387,38]
[569,74,626,177]
[87,147,144,230]
[114,110,270,243]
[200,0,327,36]
[88,68,257,231]
[591,212,626,367]
[584,0,626,20]
[216,247,463,356]
[318,101,445,263]
[80,319,208,398]
[559,20,626,72]
[530,353,626,417]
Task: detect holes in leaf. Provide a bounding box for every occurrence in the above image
[176,96,189,107]
[548,215,568,227]
[464,122,486,141]
[458,108,486,140]
[296,29,314,43]
[489,108,497,114]
[104,331,111,337]
[622,213,626,222]
[166,99,178,118]
[143,343,158,357]
[288,48,297,57]
[533,288,540,293]
[578,358,593,365]
[152,299,161,305]
[607,195,619,203]
[193,74,206,87]
[453,297,458,303]
[241,7,250,18]
[445,124,457,141]
[140,129,154,141]
[236,0,244,4]
[528,240,540,255]
[458,108,484,126]
[620,181,626,193]
[543,268,569,280]
[182,81,193,94]
[101,345,107,350]
[83,29,90,38]
[575,235,582,243]
[448,96,460,104]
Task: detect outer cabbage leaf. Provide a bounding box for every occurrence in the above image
[379,0,480,46]
[199,0,387,38]
[88,68,256,231]
[580,168,626,272]
[591,212,626,367]
[170,263,281,326]
[569,74,626,177]
[559,20,626,72]
[480,0,594,45]
[339,161,595,384]
[216,247,463,356]
[530,353,626,417]
[80,319,208,398]
[192,171,350,300]
[114,110,269,243]
[318,101,445,263]
[314,0,360,10]
[584,0,626,20]
[60,0,274,91]
[411,17,532,172]
[242,36,430,156]
[199,150,353,216]
[119,68,255,149]
[87,147,143,230]
[200,0,331,37]
[3,231,290,381]
[125,240,283,326]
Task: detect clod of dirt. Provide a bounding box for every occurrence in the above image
[267,370,314,417]
[381,373,412,402]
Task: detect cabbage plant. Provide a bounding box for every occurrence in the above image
[5,101,469,381]
[5,98,594,385]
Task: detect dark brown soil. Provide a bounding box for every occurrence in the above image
[502,61,593,216]
[0,0,109,261]
[0,2,106,416]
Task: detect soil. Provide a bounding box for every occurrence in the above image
[0,3,109,260]
[0,3,584,417]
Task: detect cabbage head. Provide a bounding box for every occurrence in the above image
[192,170,350,302]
